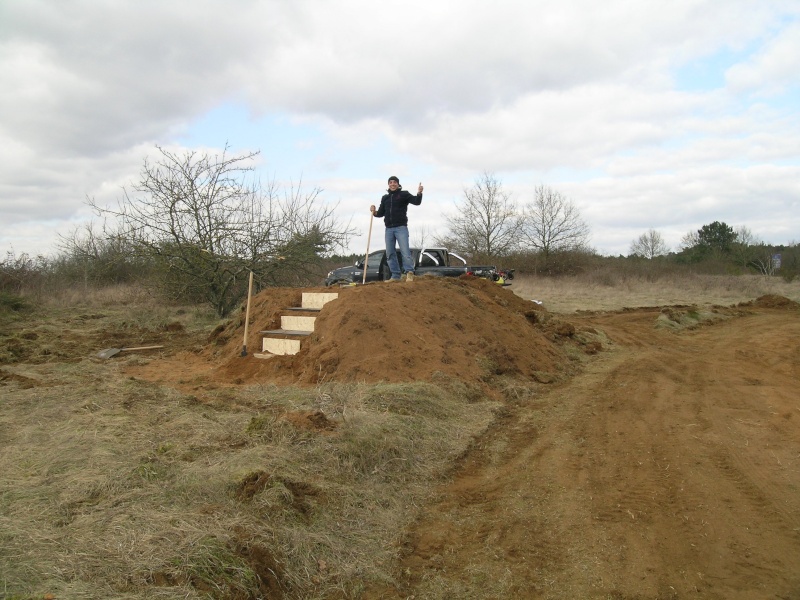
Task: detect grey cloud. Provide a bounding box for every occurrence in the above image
[1,0,798,257]
[240,0,791,125]
[1,1,271,156]
[2,0,794,154]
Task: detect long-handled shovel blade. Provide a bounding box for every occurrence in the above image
[97,345,164,359]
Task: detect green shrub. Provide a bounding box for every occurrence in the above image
[0,292,28,312]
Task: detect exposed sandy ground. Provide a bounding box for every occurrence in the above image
[369,296,800,599]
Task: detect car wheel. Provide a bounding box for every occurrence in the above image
[381,263,392,281]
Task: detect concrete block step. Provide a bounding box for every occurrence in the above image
[262,337,301,355]
[280,315,316,332]
[253,292,338,358]
[302,292,338,310]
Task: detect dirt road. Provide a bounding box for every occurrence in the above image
[381,304,800,599]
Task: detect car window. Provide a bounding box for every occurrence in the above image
[419,252,438,268]
[366,252,383,268]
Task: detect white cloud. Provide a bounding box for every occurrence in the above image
[0,0,798,257]
[726,20,800,93]
[380,84,704,173]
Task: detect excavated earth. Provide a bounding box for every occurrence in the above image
[120,280,800,598]
[128,276,585,390]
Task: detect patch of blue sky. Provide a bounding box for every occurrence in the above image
[177,102,424,183]
[659,133,702,151]
[752,85,800,112]
[177,103,308,169]
[673,44,758,93]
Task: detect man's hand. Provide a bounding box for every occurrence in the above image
[369,204,376,215]
[418,182,424,194]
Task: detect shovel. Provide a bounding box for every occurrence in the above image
[362,213,374,285]
[241,271,254,357]
[96,345,164,359]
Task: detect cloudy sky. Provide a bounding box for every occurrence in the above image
[2,0,799,259]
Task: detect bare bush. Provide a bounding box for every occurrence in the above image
[0,251,49,296]
[88,145,355,316]
[507,247,598,276]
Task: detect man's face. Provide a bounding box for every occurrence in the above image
[388,180,399,191]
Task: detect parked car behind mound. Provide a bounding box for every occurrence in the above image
[324,247,502,286]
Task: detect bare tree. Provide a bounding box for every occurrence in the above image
[679,229,701,251]
[734,225,757,246]
[521,185,590,259]
[729,225,761,268]
[750,245,779,276]
[629,229,669,259]
[411,224,433,248]
[437,172,522,259]
[88,145,353,316]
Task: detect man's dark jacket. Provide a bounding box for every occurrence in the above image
[375,188,423,228]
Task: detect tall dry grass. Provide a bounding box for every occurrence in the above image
[0,355,502,598]
[22,282,166,309]
[511,272,800,313]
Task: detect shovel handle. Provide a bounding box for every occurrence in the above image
[120,345,164,352]
[362,215,374,285]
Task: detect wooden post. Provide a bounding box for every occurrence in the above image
[241,271,254,356]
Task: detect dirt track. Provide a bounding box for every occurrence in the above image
[377,303,800,599]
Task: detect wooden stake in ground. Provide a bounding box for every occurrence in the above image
[362,213,374,285]
[241,271,254,357]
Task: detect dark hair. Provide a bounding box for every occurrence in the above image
[387,176,400,184]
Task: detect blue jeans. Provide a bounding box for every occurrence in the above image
[385,225,413,279]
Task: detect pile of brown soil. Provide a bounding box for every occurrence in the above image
[132,276,589,390]
[745,294,800,309]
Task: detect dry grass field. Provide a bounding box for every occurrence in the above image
[1,273,799,599]
[512,272,800,313]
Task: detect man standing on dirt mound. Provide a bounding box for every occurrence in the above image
[370,176,423,282]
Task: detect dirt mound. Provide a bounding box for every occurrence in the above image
[744,294,800,309]
[135,276,591,390]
